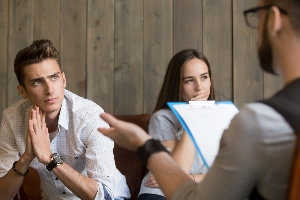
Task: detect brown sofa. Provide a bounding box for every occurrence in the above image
[113,114,150,200]
[14,113,150,200]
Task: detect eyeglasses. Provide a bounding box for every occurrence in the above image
[243,5,287,28]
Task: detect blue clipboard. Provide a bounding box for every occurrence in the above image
[167,101,239,168]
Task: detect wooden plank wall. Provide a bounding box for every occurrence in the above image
[233,0,263,107]
[203,0,232,102]
[0,0,282,120]
[144,0,173,112]
[0,0,8,117]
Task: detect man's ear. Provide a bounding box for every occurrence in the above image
[17,85,27,99]
[268,6,283,37]
[61,72,66,88]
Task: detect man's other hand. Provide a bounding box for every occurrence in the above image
[98,113,152,151]
[29,106,52,165]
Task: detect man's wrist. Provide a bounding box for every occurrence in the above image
[12,161,29,176]
[19,154,34,164]
[46,153,63,172]
[38,152,53,166]
[136,139,170,166]
[12,158,31,176]
[135,135,152,150]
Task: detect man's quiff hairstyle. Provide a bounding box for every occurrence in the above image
[264,0,300,33]
[14,39,61,88]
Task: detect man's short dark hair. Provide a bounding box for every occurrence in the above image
[14,39,61,88]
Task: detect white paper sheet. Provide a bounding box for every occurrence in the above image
[168,102,239,168]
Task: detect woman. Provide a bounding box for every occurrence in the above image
[138,49,215,200]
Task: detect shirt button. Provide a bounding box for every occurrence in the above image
[55,177,59,180]
[62,192,66,194]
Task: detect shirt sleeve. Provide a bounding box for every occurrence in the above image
[172,103,294,200]
[0,112,20,177]
[80,109,115,200]
[148,110,180,141]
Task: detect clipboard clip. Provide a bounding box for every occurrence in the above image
[189,100,216,108]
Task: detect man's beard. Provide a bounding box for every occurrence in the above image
[258,13,277,75]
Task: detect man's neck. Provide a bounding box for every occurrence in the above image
[45,111,60,133]
[280,46,300,86]
[275,34,300,86]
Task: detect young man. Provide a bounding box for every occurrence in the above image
[98,0,300,199]
[0,39,130,200]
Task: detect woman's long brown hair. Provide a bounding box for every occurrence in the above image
[153,49,215,113]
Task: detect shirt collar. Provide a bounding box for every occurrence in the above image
[58,97,69,131]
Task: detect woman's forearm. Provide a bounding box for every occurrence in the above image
[163,131,195,174]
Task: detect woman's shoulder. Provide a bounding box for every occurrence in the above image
[152,108,175,118]
[148,109,182,139]
[151,109,179,124]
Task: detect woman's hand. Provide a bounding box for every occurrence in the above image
[144,173,160,188]
[191,92,210,101]
[191,173,206,183]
